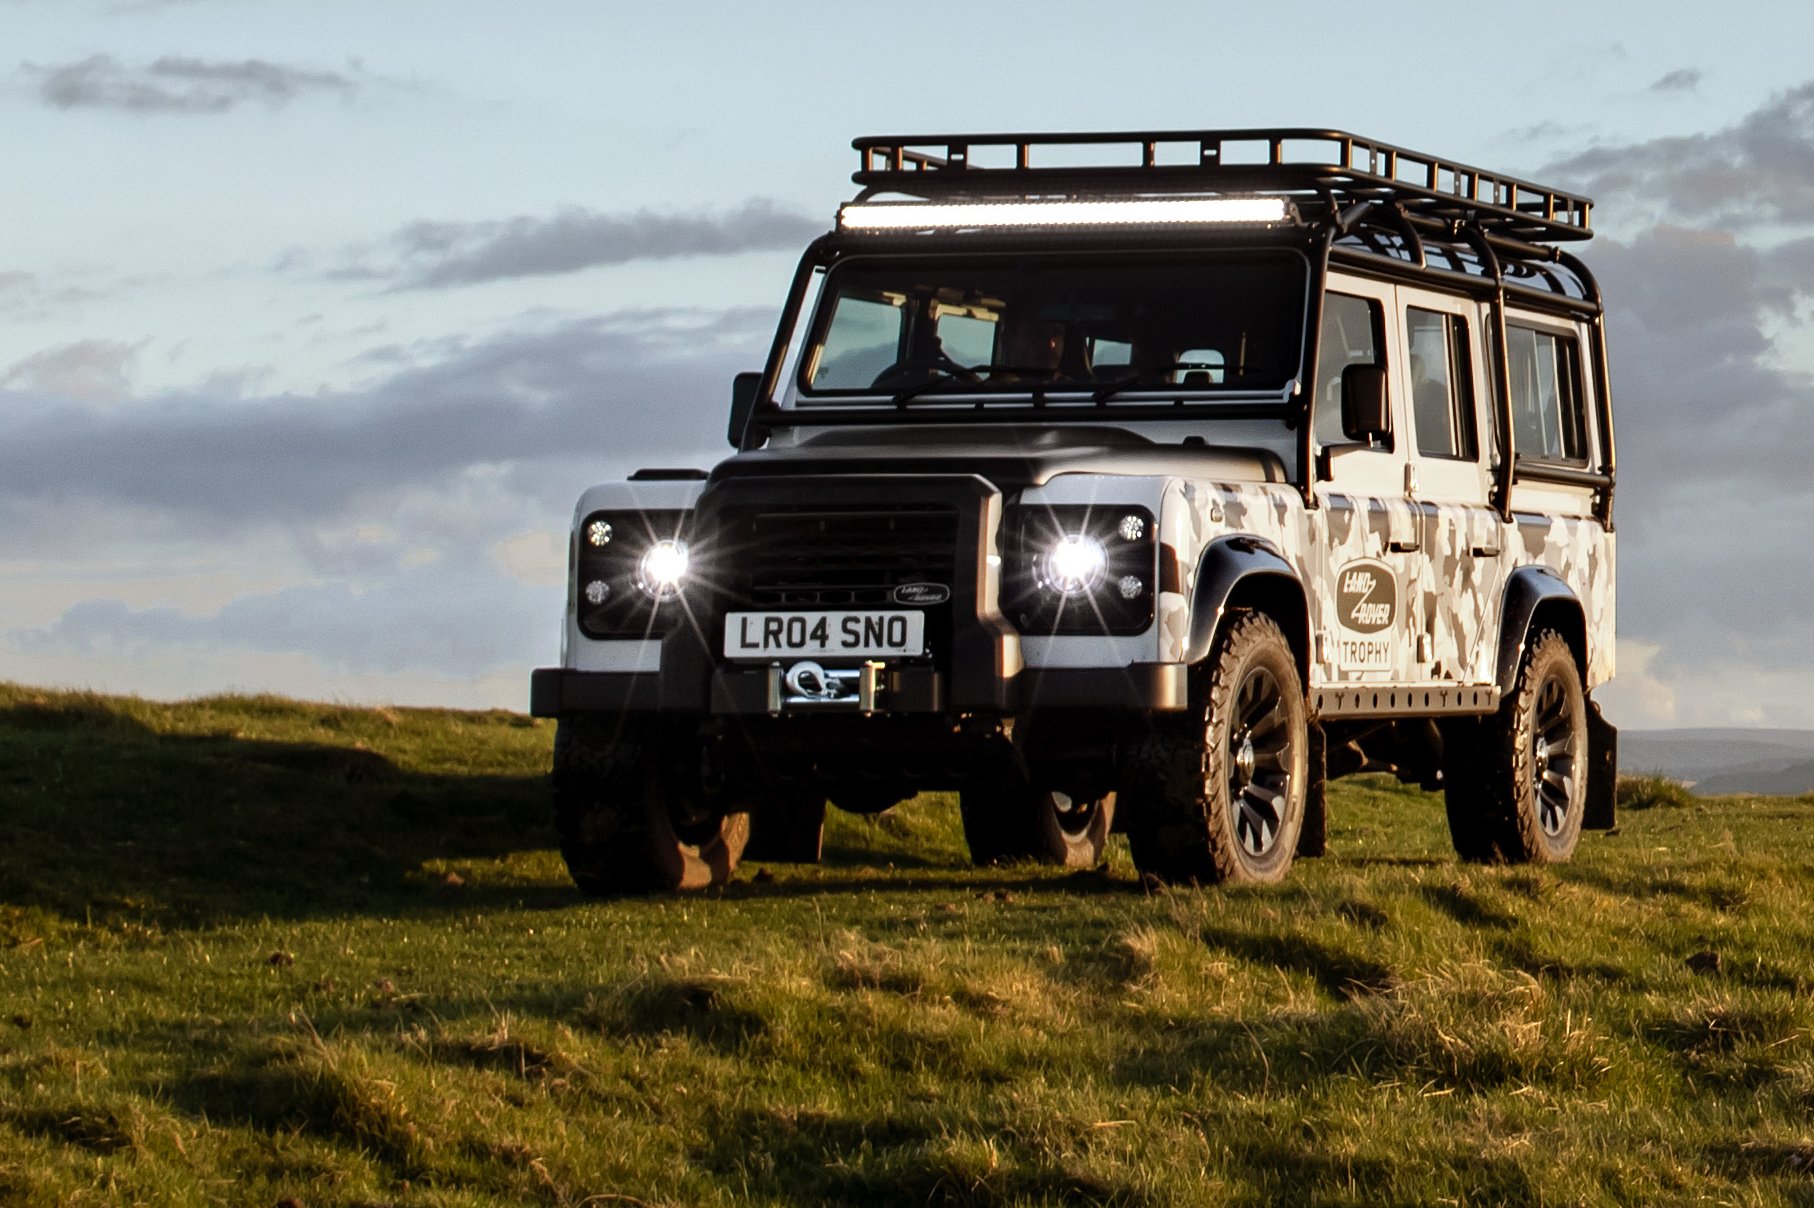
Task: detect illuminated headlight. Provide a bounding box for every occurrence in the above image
[636,538,689,599]
[574,508,691,638]
[1007,505,1157,636]
[1039,534,1107,596]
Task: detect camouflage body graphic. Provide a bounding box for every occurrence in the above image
[1153,479,1614,691]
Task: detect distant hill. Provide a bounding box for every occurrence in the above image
[1620,728,1814,796]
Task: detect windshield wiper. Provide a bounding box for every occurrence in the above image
[889,371,974,406]
[1090,374,1142,404]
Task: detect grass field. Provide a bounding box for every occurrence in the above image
[3,683,1813,1206]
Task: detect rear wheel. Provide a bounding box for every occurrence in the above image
[553,717,749,894]
[958,775,1115,868]
[1122,611,1308,885]
[1445,630,1587,865]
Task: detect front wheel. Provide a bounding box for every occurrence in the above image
[1121,612,1308,885]
[552,717,749,894]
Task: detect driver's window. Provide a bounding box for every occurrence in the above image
[807,293,903,389]
[1315,292,1382,446]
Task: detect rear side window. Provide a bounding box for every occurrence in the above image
[1506,325,1586,463]
[1406,307,1477,461]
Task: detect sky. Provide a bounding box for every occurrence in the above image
[2,0,1812,728]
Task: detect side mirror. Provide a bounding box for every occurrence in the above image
[727,371,763,449]
[1340,363,1390,444]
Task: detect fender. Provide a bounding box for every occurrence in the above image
[1184,536,1309,667]
[1494,565,1584,696]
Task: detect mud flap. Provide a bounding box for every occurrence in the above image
[1297,723,1328,857]
[1583,699,1617,830]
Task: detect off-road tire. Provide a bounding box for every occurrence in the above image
[1483,629,1588,863]
[958,778,1115,868]
[552,717,749,894]
[1121,611,1308,885]
[1440,718,1503,862]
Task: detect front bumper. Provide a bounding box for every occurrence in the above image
[529,663,1187,718]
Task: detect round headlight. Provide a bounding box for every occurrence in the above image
[636,538,689,599]
[1039,533,1106,596]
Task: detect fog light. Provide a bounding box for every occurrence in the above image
[637,538,689,599]
[1040,534,1106,596]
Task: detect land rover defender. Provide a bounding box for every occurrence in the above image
[529,129,1618,893]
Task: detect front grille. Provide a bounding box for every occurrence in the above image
[732,506,960,608]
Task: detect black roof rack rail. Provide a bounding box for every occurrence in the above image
[851,129,1591,244]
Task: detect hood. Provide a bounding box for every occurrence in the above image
[711,424,1288,492]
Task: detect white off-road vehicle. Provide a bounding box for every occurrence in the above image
[530,129,1618,893]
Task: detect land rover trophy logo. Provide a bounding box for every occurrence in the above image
[1335,559,1396,671]
[893,582,951,606]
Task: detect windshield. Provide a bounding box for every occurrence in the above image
[797,249,1307,401]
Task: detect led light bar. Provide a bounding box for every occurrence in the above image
[838,196,1289,231]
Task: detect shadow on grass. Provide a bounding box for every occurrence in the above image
[1197,924,1400,999]
[691,1104,1153,1208]
[0,700,556,932]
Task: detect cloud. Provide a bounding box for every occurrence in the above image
[3,338,142,404]
[0,270,104,316]
[0,306,770,534]
[1545,81,1814,228]
[14,560,551,676]
[338,199,823,288]
[1648,68,1703,94]
[26,53,355,113]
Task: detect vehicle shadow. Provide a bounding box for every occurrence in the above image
[0,699,563,933]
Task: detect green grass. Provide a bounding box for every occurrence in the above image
[3,682,1813,1206]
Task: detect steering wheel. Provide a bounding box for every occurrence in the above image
[871,350,980,390]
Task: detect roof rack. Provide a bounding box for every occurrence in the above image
[852,129,1591,244]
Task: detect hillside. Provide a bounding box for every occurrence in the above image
[1621,728,1814,795]
[3,683,1814,1206]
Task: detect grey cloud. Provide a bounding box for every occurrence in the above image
[351,200,823,288]
[15,560,552,675]
[0,307,772,532]
[0,270,104,316]
[28,53,355,113]
[1648,68,1702,94]
[1545,81,1814,228]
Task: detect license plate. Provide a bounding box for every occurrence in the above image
[723,610,925,658]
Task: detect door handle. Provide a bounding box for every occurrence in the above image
[1388,538,1420,553]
